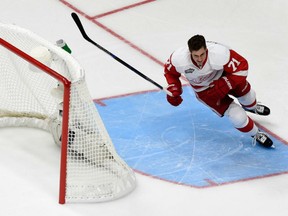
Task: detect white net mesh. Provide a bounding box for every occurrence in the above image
[0,23,136,203]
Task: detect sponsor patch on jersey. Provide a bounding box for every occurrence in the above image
[184,68,195,74]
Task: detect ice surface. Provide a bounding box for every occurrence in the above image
[1,0,288,215]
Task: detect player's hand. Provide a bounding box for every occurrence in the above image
[167,83,182,97]
[167,95,183,106]
[209,77,233,98]
[166,84,183,106]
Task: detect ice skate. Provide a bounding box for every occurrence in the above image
[245,103,270,116]
[252,131,274,148]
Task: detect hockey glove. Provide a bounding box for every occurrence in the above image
[209,76,234,99]
[166,84,183,106]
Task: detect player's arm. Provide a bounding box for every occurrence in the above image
[223,49,248,84]
[164,55,183,106]
[210,49,249,98]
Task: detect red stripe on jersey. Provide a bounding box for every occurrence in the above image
[224,49,248,73]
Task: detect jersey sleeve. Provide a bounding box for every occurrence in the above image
[164,54,182,87]
[224,49,248,73]
[222,49,249,88]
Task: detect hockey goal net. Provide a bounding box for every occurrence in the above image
[0,23,136,204]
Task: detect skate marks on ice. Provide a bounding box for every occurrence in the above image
[95,87,288,187]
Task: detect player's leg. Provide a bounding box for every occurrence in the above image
[224,102,273,148]
[226,80,273,147]
[195,90,273,148]
[232,81,270,116]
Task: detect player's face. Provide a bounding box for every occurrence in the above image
[191,47,207,68]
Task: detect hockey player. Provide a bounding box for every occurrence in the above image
[164,35,273,148]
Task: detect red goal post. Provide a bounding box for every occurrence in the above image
[0,23,136,204]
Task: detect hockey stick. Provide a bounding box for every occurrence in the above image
[71,12,172,96]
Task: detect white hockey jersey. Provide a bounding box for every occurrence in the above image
[164,41,248,92]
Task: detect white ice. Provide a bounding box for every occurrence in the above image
[1,0,288,215]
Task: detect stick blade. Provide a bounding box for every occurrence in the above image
[71,12,89,40]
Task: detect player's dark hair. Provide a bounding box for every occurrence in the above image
[188,35,206,52]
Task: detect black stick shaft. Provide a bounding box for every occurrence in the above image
[71,12,167,92]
